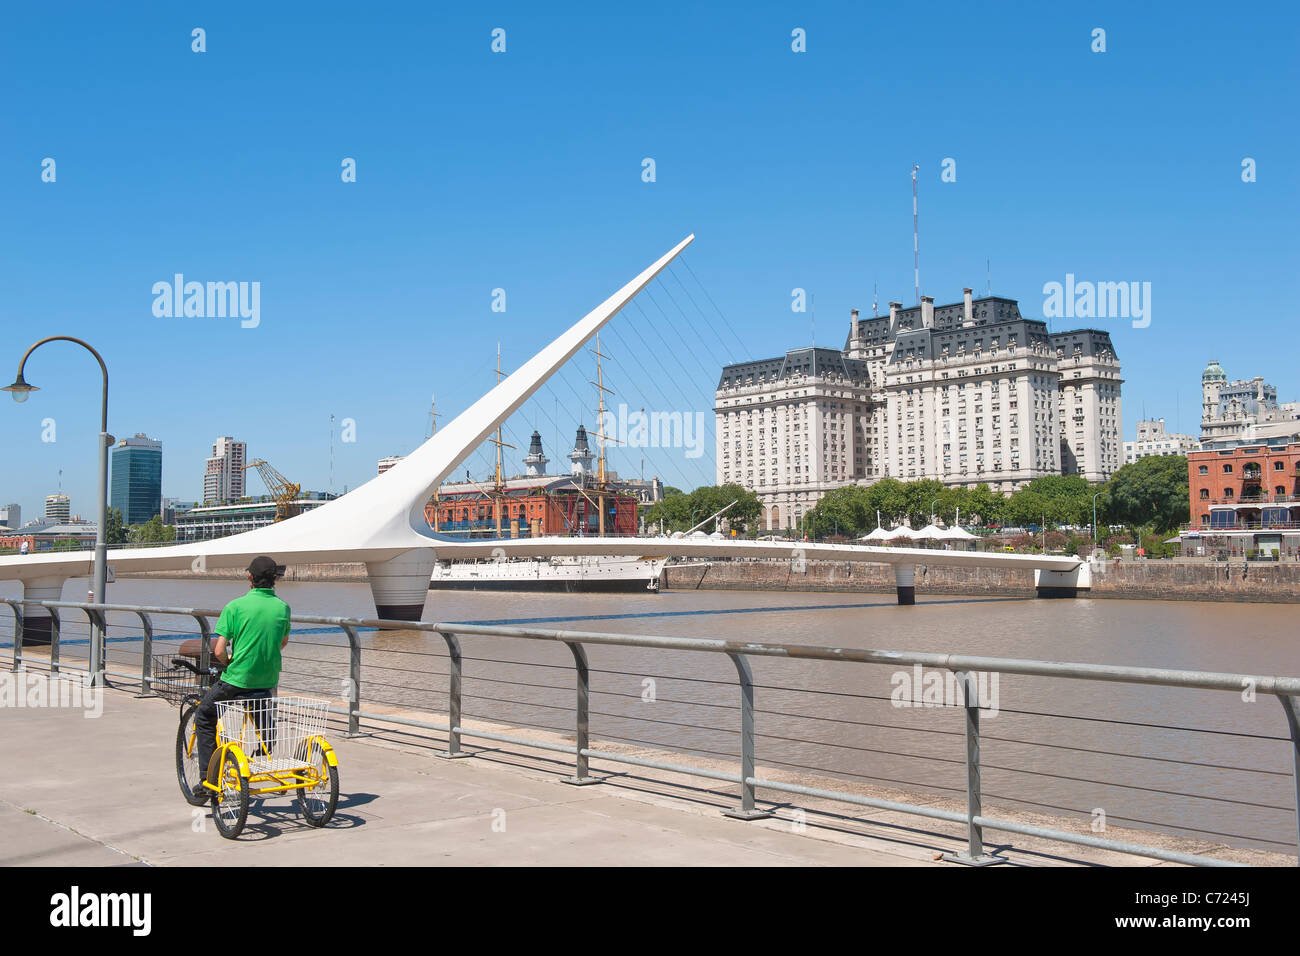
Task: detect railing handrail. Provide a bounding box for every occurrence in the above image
[5,595,1298,868]
[7,597,1300,697]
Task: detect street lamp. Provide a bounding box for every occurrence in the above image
[1092,492,1103,551]
[930,498,940,525]
[4,337,112,685]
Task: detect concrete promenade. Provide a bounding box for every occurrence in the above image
[0,675,1287,866]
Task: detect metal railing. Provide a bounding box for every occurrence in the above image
[4,596,1299,868]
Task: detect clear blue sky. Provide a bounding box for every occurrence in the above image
[1,1,1296,521]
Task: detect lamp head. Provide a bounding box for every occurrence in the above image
[2,374,38,403]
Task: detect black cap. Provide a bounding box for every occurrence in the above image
[247,556,280,578]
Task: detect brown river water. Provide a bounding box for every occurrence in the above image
[2,577,1297,854]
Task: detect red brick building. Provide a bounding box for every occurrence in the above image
[424,475,638,538]
[1188,440,1300,530]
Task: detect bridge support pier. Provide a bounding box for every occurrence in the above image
[895,564,916,606]
[20,576,67,647]
[366,549,436,621]
[1034,563,1092,599]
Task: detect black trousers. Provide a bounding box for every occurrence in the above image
[195,680,274,778]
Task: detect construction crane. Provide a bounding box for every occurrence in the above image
[243,459,302,521]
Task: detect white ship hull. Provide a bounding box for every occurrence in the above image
[429,555,667,593]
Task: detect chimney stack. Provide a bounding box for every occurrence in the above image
[850,308,860,343]
[963,287,974,327]
[888,301,900,326]
[920,296,934,329]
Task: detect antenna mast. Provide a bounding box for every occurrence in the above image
[911,163,920,305]
[329,414,334,495]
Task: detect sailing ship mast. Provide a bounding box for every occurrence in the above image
[589,332,615,536]
[488,344,515,536]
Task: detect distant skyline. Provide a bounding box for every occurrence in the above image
[2,2,1296,520]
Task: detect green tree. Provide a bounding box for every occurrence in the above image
[964,483,1005,527]
[807,485,872,538]
[863,478,909,527]
[643,484,762,535]
[902,479,946,528]
[104,507,128,545]
[689,483,762,534]
[130,514,175,544]
[1104,455,1190,532]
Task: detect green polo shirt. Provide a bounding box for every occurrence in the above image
[215,587,291,689]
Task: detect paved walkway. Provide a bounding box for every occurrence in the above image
[3,673,1282,867]
[0,675,927,866]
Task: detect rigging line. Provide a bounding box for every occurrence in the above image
[601,311,718,490]
[629,296,719,403]
[639,285,724,383]
[602,323,717,489]
[678,254,749,358]
[625,300,719,446]
[655,269,736,371]
[593,363,713,487]
[665,262,737,364]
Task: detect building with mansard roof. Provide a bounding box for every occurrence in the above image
[715,289,1122,532]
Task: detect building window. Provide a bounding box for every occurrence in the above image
[1199,489,1209,499]
[1223,464,1233,473]
[1198,465,1208,475]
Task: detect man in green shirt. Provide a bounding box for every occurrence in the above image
[193,556,291,798]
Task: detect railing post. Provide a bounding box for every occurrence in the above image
[562,641,601,785]
[5,601,21,672]
[340,623,363,737]
[83,607,108,688]
[1279,694,1300,866]
[942,669,1004,865]
[436,631,470,759]
[723,652,772,820]
[135,611,154,698]
[195,614,211,675]
[48,605,61,676]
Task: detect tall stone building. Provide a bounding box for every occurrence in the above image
[716,289,1122,531]
[203,436,247,505]
[1200,361,1300,449]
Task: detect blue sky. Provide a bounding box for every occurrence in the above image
[1,1,1296,520]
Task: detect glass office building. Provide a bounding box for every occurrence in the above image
[110,433,163,525]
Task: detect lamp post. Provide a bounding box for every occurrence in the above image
[1092,492,1103,551]
[4,337,111,685]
